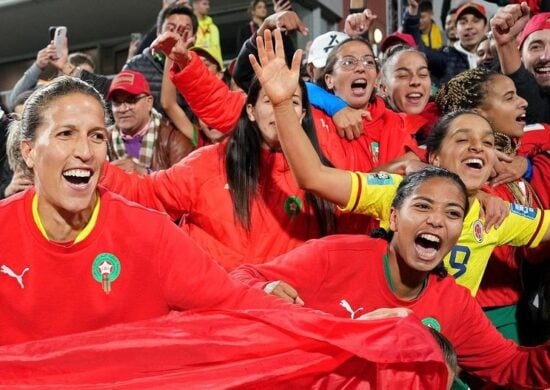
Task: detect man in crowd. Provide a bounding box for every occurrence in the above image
[491,4,550,123]
[107,70,193,174]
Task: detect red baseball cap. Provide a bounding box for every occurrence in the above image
[518,12,550,49]
[455,2,487,25]
[379,32,417,53]
[107,70,151,100]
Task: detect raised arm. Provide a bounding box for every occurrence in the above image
[161,56,196,144]
[250,29,352,207]
[152,31,245,132]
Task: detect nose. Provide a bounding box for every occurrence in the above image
[468,139,482,152]
[518,95,528,110]
[541,44,550,60]
[426,211,444,227]
[74,133,93,161]
[409,74,420,86]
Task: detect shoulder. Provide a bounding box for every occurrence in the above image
[99,188,171,221]
[0,189,28,213]
[317,234,386,253]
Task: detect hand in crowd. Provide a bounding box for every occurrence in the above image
[344,9,377,37]
[49,36,70,74]
[476,191,510,232]
[333,107,370,140]
[250,29,303,107]
[490,153,529,188]
[490,2,530,45]
[4,169,33,198]
[258,11,308,37]
[357,307,412,321]
[151,31,194,70]
[263,280,304,305]
[273,0,292,13]
[35,42,57,70]
[111,157,149,176]
[407,0,419,16]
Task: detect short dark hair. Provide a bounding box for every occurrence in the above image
[419,1,433,13]
[157,5,198,35]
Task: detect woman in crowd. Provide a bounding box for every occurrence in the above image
[232,33,550,387]
[437,67,550,343]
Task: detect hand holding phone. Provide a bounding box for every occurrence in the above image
[51,26,67,59]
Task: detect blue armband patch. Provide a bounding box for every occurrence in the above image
[510,203,537,220]
[367,172,394,185]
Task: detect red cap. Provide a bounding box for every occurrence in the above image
[107,70,151,100]
[455,2,487,25]
[379,32,417,53]
[518,12,550,48]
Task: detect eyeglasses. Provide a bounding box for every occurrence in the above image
[111,95,148,108]
[337,55,377,71]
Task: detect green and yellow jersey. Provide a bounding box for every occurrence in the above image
[341,172,550,296]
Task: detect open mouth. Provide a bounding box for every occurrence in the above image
[63,168,92,186]
[351,79,367,93]
[463,158,484,170]
[516,113,527,123]
[535,65,550,75]
[414,232,441,259]
[406,92,424,103]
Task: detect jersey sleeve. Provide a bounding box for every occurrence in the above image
[497,205,550,248]
[339,172,402,229]
[450,283,550,388]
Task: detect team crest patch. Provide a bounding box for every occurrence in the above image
[510,203,537,220]
[370,141,379,160]
[473,220,484,243]
[92,253,121,294]
[284,196,303,218]
[367,172,393,185]
[421,317,441,332]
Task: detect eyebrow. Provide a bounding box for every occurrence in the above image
[394,65,429,72]
[452,128,493,137]
[414,195,466,212]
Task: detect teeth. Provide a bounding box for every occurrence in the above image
[407,93,422,98]
[465,158,483,167]
[63,169,91,178]
[536,67,550,72]
[419,233,440,243]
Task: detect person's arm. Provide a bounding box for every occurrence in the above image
[449,282,550,387]
[7,43,56,110]
[250,29,352,207]
[152,31,245,132]
[100,156,197,221]
[160,57,196,143]
[490,3,529,77]
[306,82,347,116]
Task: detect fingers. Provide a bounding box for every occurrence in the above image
[290,48,303,73]
[265,280,304,305]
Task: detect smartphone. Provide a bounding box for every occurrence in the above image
[52,26,67,59]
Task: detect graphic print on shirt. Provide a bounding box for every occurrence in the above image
[284,196,302,218]
[0,264,29,289]
[339,299,364,319]
[473,219,484,243]
[92,253,121,295]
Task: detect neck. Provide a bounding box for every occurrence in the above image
[387,243,428,300]
[37,194,96,243]
[494,131,518,156]
[252,16,263,25]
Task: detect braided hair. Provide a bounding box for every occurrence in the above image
[435,67,498,114]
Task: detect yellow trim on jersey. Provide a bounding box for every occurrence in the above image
[32,192,101,244]
[341,171,550,296]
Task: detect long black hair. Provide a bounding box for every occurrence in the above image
[225,77,337,234]
[371,166,469,278]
